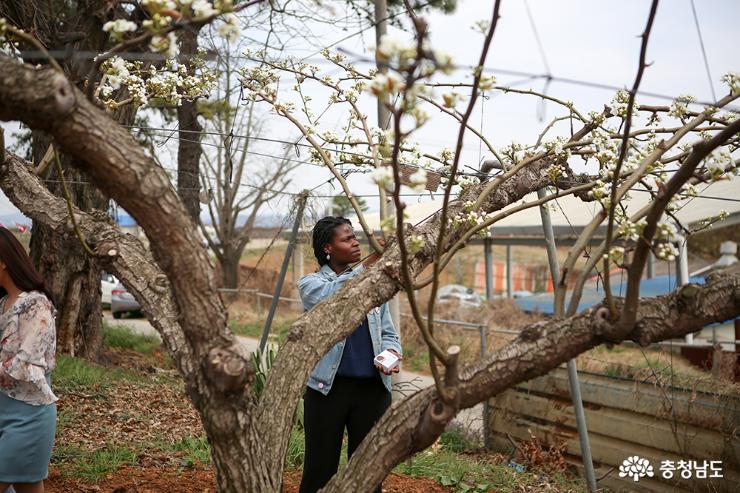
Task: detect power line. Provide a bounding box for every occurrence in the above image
[337,48,740,112]
[523,0,552,76]
[127,124,487,176]
[689,0,717,102]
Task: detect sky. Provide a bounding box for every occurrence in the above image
[2,0,739,224]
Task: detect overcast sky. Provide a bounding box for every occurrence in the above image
[2,0,739,222]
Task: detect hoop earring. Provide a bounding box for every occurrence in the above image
[326,253,330,261]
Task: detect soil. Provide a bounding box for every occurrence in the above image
[46,466,451,492]
[49,346,453,493]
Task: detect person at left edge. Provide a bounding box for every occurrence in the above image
[0,227,57,493]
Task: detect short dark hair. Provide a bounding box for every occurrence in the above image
[0,227,55,305]
[312,216,351,266]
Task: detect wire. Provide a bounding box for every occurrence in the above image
[337,48,740,112]
[689,0,717,102]
[127,124,487,176]
[296,0,434,63]
[523,0,552,76]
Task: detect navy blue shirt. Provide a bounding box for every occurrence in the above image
[336,317,377,378]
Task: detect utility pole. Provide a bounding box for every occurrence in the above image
[374,0,401,337]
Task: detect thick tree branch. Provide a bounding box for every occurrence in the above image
[0,151,195,377]
[324,271,740,492]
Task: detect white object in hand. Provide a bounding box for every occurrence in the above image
[374,349,400,371]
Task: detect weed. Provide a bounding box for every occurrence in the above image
[53,354,140,392]
[103,322,161,354]
[52,444,137,481]
[169,435,212,468]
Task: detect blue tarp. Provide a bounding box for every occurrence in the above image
[514,274,706,315]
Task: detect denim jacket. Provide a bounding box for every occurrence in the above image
[299,264,402,395]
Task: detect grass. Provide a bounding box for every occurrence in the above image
[402,344,431,374]
[395,445,584,493]
[103,322,161,354]
[161,435,212,469]
[53,354,141,391]
[230,319,293,343]
[53,444,137,481]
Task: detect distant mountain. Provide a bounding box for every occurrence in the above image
[115,211,289,228]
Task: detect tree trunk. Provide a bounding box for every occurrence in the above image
[30,132,107,359]
[2,56,739,493]
[176,26,204,221]
[221,249,240,290]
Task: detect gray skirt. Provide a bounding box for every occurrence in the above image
[0,390,56,483]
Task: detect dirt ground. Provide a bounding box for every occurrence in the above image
[46,467,451,493]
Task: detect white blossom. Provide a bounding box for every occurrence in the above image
[370,166,394,187]
[102,19,137,36]
[668,94,695,119]
[408,168,428,191]
[149,31,178,58]
[192,0,219,18]
[478,74,496,91]
[721,72,740,96]
[368,72,404,96]
[655,242,678,261]
[217,13,240,42]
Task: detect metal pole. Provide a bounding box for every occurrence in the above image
[480,324,492,449]
[506,244,513,299]
[260,192,309,351]
[537,189,597,492]
[676,235,692,344]
[374,0,401,341]
[484,237,494,301]
[646,251,655,279]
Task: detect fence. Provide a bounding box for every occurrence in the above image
[487,367,739,492]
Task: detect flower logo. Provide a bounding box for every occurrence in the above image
[619,456,655,482]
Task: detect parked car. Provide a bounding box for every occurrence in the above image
[111,282,141,318]
[436,284,483,307]
[101,272,118,307]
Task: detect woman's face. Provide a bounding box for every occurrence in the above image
[325,224,361,265]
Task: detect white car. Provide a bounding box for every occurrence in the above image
[436,284,484,307]
[101,272,118,306]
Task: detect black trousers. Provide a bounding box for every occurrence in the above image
[299,376,392,493]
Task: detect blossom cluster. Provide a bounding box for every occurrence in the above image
[655,242,679,261]
[99,55,215,108]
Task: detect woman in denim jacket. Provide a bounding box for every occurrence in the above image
[298,217,402,493]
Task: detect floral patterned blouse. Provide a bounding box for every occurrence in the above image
[0,291,57,405]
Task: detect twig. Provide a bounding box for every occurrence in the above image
[617,117,740,332]
[5,25,64,73]
[84,0,264,98]
[427,0,501,365]
[603,0,660,318]
[53,146,95,256]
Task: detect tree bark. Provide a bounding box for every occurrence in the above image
[29,132,107,359]
[176,25,204,221]
[1,58,738,492]
[10,1,126,360]
[221,248,241,290]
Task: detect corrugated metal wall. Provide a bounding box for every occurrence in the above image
[487,368,739,492]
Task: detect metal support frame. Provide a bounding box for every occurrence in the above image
[260,192,308,351]
[374,0,401,343]
[646,251,655,279]
[675,235,692,344]
[506,244,513,299]
[537,189,597,492]
[484,237,494,301]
